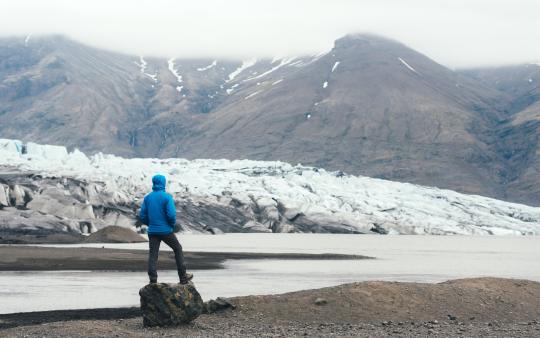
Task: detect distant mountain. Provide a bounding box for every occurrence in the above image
[2,34,540,205]
[462,63,540,114]
[462,64,540,204]
[174,35,510,200]
[0,35,240,156]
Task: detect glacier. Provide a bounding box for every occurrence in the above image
[0,138,539,236]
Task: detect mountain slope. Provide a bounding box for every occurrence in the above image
[167,35,509,197]
[463,64,540,114]
[0,35,244,156]
[463,64,540,204]
[0,34,531,203]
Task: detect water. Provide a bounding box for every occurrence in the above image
[1,234,539,314]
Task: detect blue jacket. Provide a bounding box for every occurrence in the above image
[139,175,176,235]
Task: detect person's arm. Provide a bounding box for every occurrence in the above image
[165,195,177,227]
[139,198,149,225]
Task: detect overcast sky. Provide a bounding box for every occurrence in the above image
[1,0,539,68]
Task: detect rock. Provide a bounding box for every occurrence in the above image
[0,208,79,233]
[26,187,95,219]
[139,282,204,327]
[274,222,297,233]
[241,221,271,233]
[9,184,26,207]
[203,297,236,314]
[0,184,9,207]
[78,221,95,234]
[205,227,224,235]
[84,225,146,243]
[314,297,328,306]
[370,223,388,234]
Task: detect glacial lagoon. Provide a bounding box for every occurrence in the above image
[1,234,539,314]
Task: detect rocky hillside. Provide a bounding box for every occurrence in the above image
[1,139,539,237]
[2,34,540,204]
[462,64,540,204]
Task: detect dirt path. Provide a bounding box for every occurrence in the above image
[1,278,539,337]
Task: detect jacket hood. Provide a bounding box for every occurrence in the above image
[152,174,166,191]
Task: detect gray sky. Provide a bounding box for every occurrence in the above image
[1,0,539,68]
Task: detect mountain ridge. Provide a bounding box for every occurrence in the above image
[1,34,540,205]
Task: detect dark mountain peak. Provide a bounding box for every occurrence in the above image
[330,34,425,68]
[333,33,404,51]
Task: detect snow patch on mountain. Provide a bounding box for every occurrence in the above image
[244,58,296,82]
[289,60,304,67]
[167,58,184,93]
[197,60,217,71]
[1,139,539,235]
[226,83,239,94]
[244,90,261,100]
[300,52,328,67]
[323,81,328,88]
[272,79,283,85]
[134,56,158,82]
[398,57,418,74]
[135,56,147,74]
[314,51,329,59]
[24,34,31,46]
[331,61,340,72]
[226,59,256,82]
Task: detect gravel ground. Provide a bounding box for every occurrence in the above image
[3,314,539,337]
[2,277,539,337]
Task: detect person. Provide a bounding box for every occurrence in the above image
[139,174,193,284]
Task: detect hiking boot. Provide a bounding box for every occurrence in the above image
[180,272,193,284]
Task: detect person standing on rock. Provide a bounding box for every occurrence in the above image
[139,174,193,284]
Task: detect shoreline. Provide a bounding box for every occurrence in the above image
[1,277,539,337]
[0,246,371,271]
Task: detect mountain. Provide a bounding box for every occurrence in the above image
[2,139,539,237]
[173,35,510,198]
[462,63,540,114]
[2,33,540,204]
[0,35,240,156]
[462,64,540,204]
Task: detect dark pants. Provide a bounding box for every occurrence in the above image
[148,233,187,282]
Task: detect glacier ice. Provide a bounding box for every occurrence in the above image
[1,139,540,235]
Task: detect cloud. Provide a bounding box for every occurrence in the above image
[1,0,539,68]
